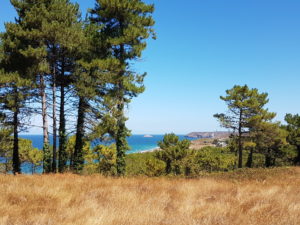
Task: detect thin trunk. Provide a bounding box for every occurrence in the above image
[116,101,126,176]
[115,37,128,176]
[58,58,67,173]
[238,109,243,168]
[165,159,171,174]
[40,75,51,173]
[246,148,253,168]
[73,96,86,172]
[52,66,57,173]
[12,88,21,174]
[265,154,271,167]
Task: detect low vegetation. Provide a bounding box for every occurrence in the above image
[0,167,299,225]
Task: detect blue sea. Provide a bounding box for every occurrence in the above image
[19,134,196,153]
[15,134,195,174]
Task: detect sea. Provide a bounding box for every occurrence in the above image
[19,134,196,153]
[15,134,196,174]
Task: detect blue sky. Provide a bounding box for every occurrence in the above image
[1,0,300,134]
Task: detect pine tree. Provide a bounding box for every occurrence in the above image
[41,0,84,173]
[285,114,300,164]
[252,122,287,167]
[155,133,191,175]
[0,34,35,174]
[9,0,85,173]
[90,0,155,175]
[71,56,119,172]
[214,85,275,168]
[9,0,52,173]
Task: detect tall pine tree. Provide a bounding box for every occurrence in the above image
[10,0,52,173]
[214,85,275,168]
[40,0,85,172]
[90,0,155,175]
[9,0,85,173]
[0,29,35,174]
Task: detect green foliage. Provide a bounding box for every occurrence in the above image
[19,139,43,174]
[6,0,86,174]
[90,0,155,176]
[42,142,51,173]
[2,1,297,177]
[93,144,117,176]
[125,152,165,176]
[0,128,13,173]
[66,135,90,171]
[155,133,193,175]
[284,114,300,164]
[0,134,42,174]
[214,85,276,168]
[195,147,236,172]
[144,157,166,177]
[251,122,288,167]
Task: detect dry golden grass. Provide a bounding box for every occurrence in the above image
[1,168,300,225]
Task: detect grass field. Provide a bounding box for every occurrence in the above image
[0,167,300,225]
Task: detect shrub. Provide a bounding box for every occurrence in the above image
[155,133,193,175]
[194,146,236,172]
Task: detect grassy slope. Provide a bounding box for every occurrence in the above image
[0,167,300,225]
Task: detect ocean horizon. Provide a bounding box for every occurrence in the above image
[15,134,197,173]
[19,134,196,154]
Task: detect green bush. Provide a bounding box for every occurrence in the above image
[154,133,196,175]
[194,147,236,172]
[125,152,164,176]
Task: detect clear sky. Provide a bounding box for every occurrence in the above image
[1,0,300,134]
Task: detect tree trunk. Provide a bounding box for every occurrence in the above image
[246,148,253,168]
[265,149,271,167]
[115,40,128,176]
[238,110,243,168]
[116,104,127,176]
[40,75,51,173]
[73,96,86,172]
[58,59,67,173]
[52,66,57,173]
[265,156,271,167]
[12,88,21,174]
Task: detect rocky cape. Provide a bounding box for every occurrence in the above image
[186,131,231,139]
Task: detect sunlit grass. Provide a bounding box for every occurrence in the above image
[0,167,299,225]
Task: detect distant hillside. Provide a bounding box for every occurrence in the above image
[186,131,231,139]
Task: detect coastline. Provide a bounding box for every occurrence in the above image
[139,147,160,153]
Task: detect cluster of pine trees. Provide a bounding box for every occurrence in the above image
[214,85,300,168]
[127,85,300,177]
[0,0,155,175]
